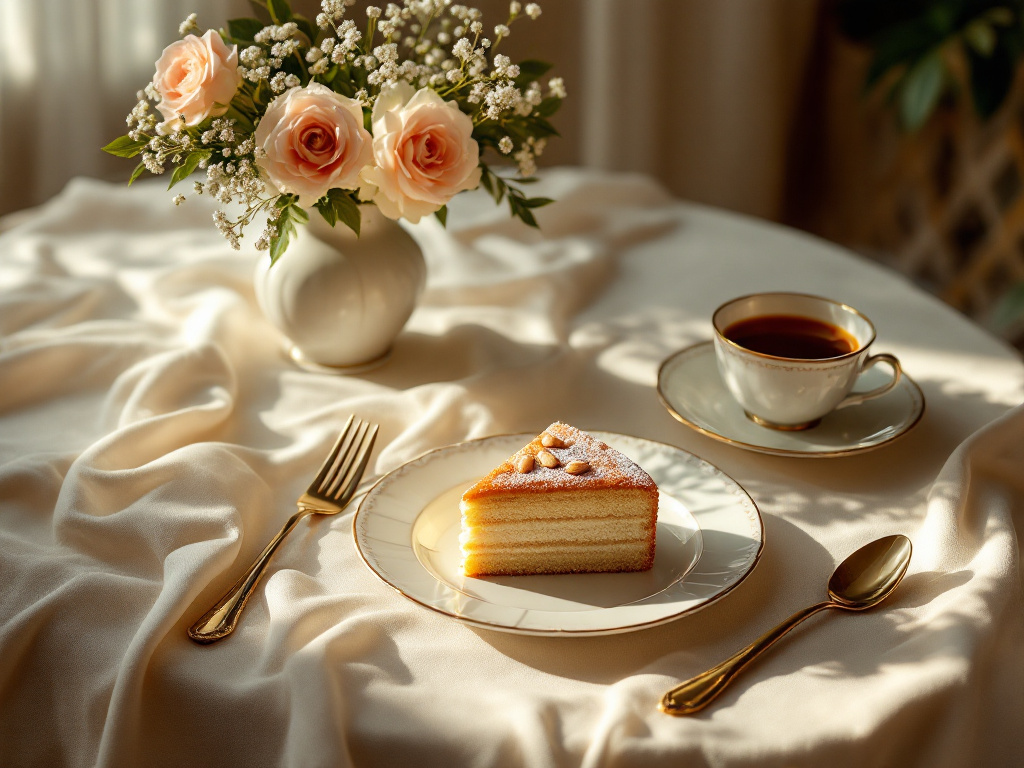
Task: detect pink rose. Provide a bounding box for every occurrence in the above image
[360,83,481,223]
[254,83,373,207]
[154,30,240,133]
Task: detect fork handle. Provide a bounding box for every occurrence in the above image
[188,507,312,644]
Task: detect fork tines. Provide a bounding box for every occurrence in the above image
[313,416,379,501]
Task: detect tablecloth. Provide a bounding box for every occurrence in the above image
[1,168,1023,767]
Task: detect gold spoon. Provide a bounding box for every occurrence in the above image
[660,534,912,716]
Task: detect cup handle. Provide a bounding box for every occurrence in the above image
[837,353,902,409]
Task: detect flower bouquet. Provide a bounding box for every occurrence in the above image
[103,0,564,264]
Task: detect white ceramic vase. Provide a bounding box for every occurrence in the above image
[253,205,426,372]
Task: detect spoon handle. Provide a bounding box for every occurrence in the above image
[660,601,835,716]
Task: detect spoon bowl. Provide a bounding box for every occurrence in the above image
[661,534,912,716]
[829,534,913,608]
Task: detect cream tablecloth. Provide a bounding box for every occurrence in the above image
[1,169,1023,767]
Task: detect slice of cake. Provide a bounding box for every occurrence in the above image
[459,422,658,576]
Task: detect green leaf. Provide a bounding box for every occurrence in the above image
[167,150,212,189]
[521,197,554,209]
[293,13,315,43]
[899,51,945,131]
[529,116,560,139]
[227,17,264,44]
[128,161,146,186]
[222,103,255,133]
[510,198,538,228]
[964,19,996,57]
[479,168,496,197]
[864,19,944,90]
[514,59,552,87]
[267,0,292,25]
[535,97,562,118]
[315,196,337,227]
[269,222,293,265]
[332,195,360,235]
[434,205,447,227]
[315,189,360,235]
[103,135,148,158]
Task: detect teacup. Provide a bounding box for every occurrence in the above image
[711,293,902,430]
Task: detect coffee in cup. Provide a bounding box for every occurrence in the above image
[712,293,902,430]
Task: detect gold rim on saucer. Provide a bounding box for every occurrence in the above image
[656,341,926,458]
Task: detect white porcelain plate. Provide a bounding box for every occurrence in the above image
[658,342,926,458]
[353,432,763,636]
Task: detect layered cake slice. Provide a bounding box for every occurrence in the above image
[459,422,658,576]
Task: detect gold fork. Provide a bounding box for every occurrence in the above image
[188,416,379,644]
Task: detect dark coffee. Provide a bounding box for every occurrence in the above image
[723,314,858,359]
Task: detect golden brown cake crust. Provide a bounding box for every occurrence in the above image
[461,422,657,501]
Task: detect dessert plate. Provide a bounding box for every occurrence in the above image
[657,341,925,458]
[353,432,763,636]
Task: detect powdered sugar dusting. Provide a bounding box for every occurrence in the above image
[462,422,657,498]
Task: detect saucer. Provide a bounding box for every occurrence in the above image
[657,341,925,458]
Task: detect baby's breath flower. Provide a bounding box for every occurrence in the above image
[179,13,199,36]
[173,194,186,205]
[525,3,541,19]
[367,6,382,18]
[499,136,513,154]
[548,76,566,98]
[452,38,473,61]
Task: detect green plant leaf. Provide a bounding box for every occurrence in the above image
[315,189,360,234]
[103,135,148,158]
[315,196,337,227]
[222,103,255,133]
[510,198,538,228]
[128,161,146,186]
[267,0,292,24]
[434,205,447,227]
[521,197,554,209]
[864,19,944,90]
[535,97,562,118]
[227,17,264,44]
[964,19,997,56]
[529,116,560,139]
[332,195,360,235]
[293,13,315,43]
[269,222,293,265]
[514,59,552,87]
[168,150,212,189]
[899,51,945,131]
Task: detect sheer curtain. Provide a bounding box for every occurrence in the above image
[0,0,244,216]
[578,0,820,221]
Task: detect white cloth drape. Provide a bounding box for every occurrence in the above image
[1,169,1023,766]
